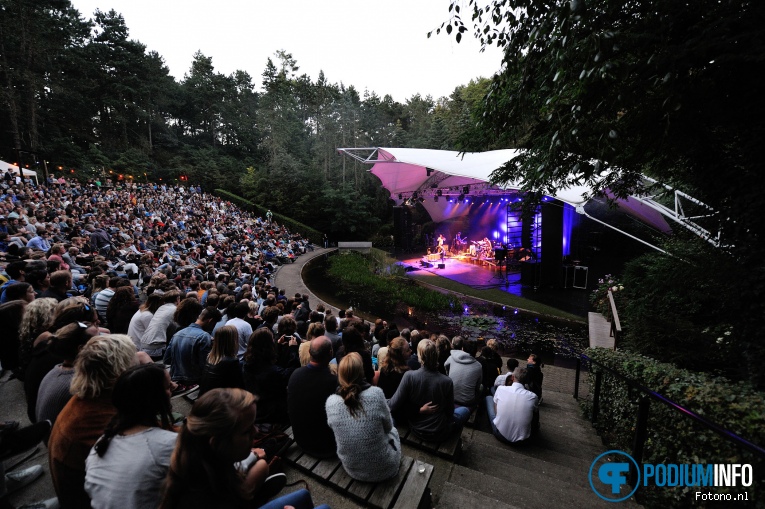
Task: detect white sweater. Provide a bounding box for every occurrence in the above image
[325,386,401,482]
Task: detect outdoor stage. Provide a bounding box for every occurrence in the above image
[397,251,591,317]
[400,252,521,290]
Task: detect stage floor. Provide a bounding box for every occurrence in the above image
[399,253,590,317]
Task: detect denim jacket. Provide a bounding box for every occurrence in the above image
[163,323,211,384]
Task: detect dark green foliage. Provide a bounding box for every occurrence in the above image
[583,348,765,508]
[441,0,765,387]
[326,251,458,314]
[618,237,744,378]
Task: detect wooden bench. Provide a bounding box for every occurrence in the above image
[396,424,461,461]
[283,428,433,509]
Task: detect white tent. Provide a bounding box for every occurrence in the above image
[338,147,720,251]
[1,159,39,184]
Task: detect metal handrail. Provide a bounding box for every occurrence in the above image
[607,290,621,349]
[574,352,765,460]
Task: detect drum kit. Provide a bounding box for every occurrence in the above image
[450,237,495,259]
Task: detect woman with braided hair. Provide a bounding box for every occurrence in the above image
[325,352,401,482]
[85,363,176,509]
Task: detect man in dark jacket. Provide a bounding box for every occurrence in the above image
[287,336,338,457]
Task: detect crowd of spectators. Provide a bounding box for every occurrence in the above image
[0,170,543,509]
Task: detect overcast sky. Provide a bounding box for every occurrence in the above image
[69,0,503,102]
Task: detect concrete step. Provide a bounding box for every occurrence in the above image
[537,414,604,450]
[449,464,620,509]
[542,389,584,407]
[540,396,582,414]
[530,427,604,462]
[436,481,520,509]
[470,404,604,459]
[461,432,585,487]
[467,428,590,472]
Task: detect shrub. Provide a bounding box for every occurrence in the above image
[214,189,323,244]
[589,274,625,321]
[619,237,743,378]
[582,347,765,508]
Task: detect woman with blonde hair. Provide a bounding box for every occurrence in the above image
[49,334,138,509]
[158,388,287,509]
[199,325,244,396]
[18,297,57,374]
[325,352,401,482]
[298,322,325,366]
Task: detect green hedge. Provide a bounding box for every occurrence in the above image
[214,189,323,245]
[583,348,765,508]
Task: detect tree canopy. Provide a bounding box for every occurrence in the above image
[439,0,765,384]
[0,0,496,240]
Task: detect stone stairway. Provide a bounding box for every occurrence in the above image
[284,388,641,508]
[435,389,639,509]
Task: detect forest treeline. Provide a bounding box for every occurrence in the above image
[0,1,500,239]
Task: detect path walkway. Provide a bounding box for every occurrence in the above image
[272,247,341,312]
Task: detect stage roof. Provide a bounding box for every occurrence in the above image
[338,147,722,251]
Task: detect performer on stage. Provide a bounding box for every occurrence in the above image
[453,232,465,254]
[437,234,446,253]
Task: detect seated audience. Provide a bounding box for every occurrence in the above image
[126,292,162,348]
[334,325,374,384]
[388,340,470,442]
[323,314,342,354]
[199,325,245,396]
[242,328,298,424]
[226,301,253,361]
[526,353,544,400]
[298,322,324,366]
[85,363,176,509]
[485,367,539,444]
[36,322,99,425]
[24,298,95,423]
[48,334,139,509]
[444,336,483,407]
[287,336,337,458]
[158,388,287,509]
[374,337,410,399]
[435,335,451,375]
[477,339,503,393]
[140,290,180,358]
[493,358,520,393]
[164,307,222,389]
[325,353,400,482]
[105,286,139,334]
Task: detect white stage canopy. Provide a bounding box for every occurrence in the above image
[338,147,721,251]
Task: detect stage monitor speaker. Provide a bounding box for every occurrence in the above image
[437,263,446,269]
